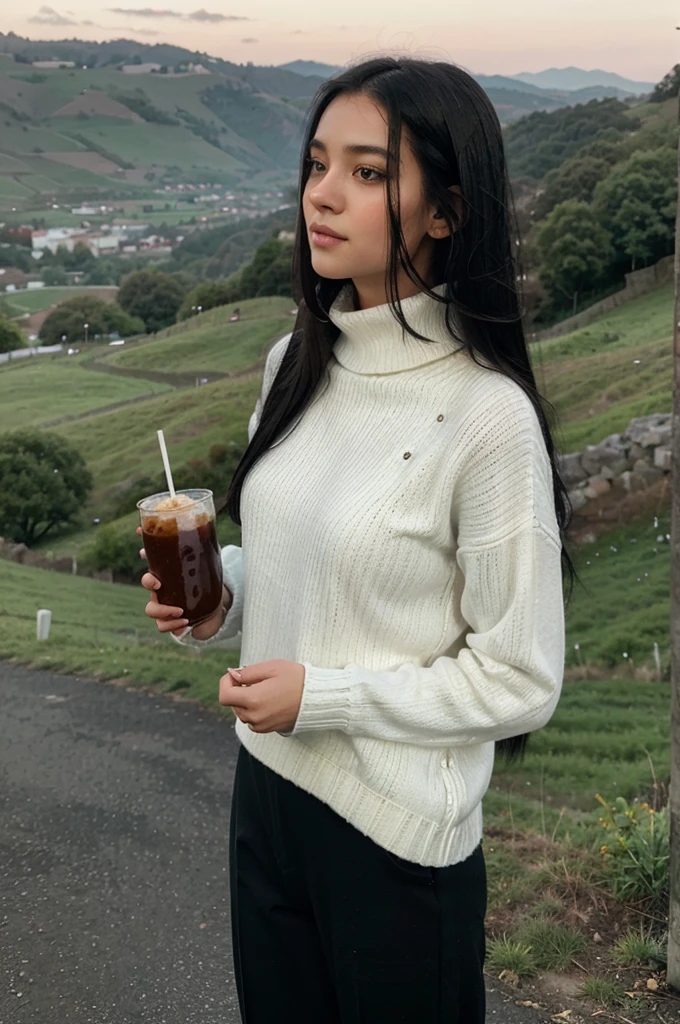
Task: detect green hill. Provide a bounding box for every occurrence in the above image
[102,296,294,375]
[0,52,311,207]
[0,357,169,433]
[0,281,673,583]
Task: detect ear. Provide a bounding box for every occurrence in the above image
[427,185,466,240]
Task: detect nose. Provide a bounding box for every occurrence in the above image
[306,170,344,214]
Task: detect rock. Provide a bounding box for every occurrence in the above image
[623,414,672,445]
[628,442,648,462]
[636,464,665,484]
[558,452,587,488]
[581,441,630,477]
[654,446,672,471]
[647,978,659,992]
[568,488,589,511]
[584,476,612,499]
[637,425,672,448]
[8,543,30,563]
[621,471,649,492]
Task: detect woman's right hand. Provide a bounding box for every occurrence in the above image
[137,526,229,640]
[137,527,190,637]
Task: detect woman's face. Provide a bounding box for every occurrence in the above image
[302,92,449,309]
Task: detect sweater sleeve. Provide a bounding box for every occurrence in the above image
[289,389,566,746]
[171,331,293,651]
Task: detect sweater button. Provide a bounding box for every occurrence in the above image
[437,414,444,422]
[403,452,411,460]
[440,755,448,768]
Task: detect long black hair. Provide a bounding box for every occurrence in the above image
[225,55,578,764]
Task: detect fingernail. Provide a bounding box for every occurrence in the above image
[228,667,242,680]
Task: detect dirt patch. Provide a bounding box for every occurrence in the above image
[52,93,142,121]
[567,476,671,547]
[44,151,120,175]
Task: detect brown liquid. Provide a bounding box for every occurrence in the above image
[142,513,223,626]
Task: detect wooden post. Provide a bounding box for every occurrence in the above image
[667,83,680,990]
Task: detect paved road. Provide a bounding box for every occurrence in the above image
[0,663,553,1023]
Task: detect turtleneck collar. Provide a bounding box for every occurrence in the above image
[327,282,464,375]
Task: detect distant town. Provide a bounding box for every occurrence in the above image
[0,184,293,293]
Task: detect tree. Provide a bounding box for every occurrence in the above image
[237,237,293,300]
[536,156,613,220]
[41,265,69,286]
[39,296,144,345]
[177,279,240,320]
[0,430,92,545]
[117,269,187,332]
[536,199,614,315]
[651,64,680,103]
[0,316,25,354]
[592,147,678,270]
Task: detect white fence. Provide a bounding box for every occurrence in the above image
[0,344,64,365]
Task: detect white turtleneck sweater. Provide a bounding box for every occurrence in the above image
[175,283,565,867]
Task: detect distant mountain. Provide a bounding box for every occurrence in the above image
[512,67,654,96]
[277,60,342,78]
[277,64,646,111]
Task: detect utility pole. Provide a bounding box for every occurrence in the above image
[667,69,680,990]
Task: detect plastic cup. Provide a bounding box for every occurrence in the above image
[137,489,223,627]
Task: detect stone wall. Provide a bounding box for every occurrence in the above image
[558,413,673,516]
[534,256,674,342]
[0,538,113,582]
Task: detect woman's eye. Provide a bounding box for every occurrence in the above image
[305,157,384,182]
[357,167,384,182]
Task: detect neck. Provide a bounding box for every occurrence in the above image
[327,282,465,376]
[351,270,438,311]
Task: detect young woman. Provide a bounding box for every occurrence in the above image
[141,56,574,1023]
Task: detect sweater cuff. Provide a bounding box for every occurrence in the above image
[290,663,354,735]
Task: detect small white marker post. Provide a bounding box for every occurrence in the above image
[36,609,52,641]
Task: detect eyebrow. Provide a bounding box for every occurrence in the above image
[308,137,390,161]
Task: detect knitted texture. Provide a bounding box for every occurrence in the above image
[176,284,565,866]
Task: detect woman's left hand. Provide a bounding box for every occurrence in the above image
[219,659,305,734]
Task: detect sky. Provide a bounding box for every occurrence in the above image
[5,0,678,82]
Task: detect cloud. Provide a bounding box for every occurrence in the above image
[188,8,249,21]
[106,6,252,19]
[107,6,182,16]
[241,37,257,43]
[29,5,79,25]
[91,21,162,34]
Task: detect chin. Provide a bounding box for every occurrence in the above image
[310,255,350,280]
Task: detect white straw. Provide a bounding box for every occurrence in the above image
[157,429,176,498]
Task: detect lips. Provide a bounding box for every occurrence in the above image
[309,223,347,240]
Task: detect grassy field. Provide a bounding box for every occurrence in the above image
[104,297,294,375]
[4,285,118,317]
[55,373,262,508]
[0,358,169,432]
[0,558,237,706]
[52,116,247,174]
[534,284,674,452]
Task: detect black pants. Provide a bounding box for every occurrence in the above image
[229,745,487,1023]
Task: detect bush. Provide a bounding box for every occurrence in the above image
[595,792,669,906]
[0,316,25,354]
[82,523,142,584]
[176,279,241,321]
[39,296,144,345]
[118,270,186,333]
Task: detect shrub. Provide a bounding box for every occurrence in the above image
[595,793,669,906]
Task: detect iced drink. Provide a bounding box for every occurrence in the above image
[137,489,223,627]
